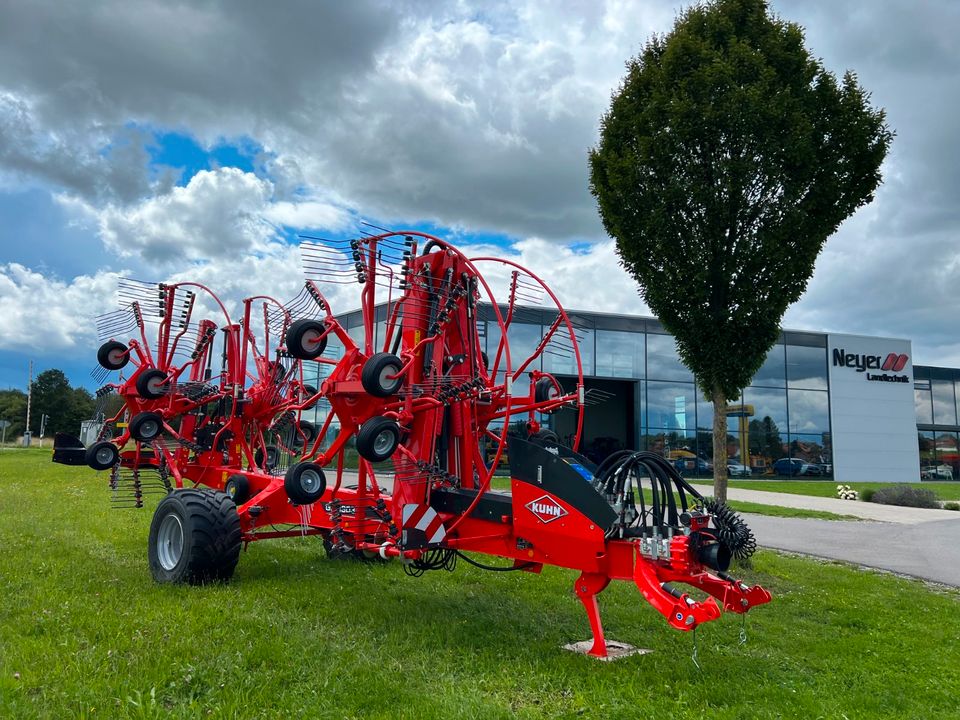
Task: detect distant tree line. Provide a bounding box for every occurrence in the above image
[0,369,94,440]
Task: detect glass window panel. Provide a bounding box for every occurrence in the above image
[506,322,541,374]
[935,433,959,479]
[787,389,830,435]
[744,387,788,431]
[647,334,693,382]
[747,415,788,465]
[914,381,933,424]
[646,381,695,432]
[918,431,936,476]
[750,344,786,387]
[786,345,828,390]
[595,330,645,379]
[543,329,594,376]
[696,388,712,433]
[932,380,958,425]
[787,433,832,474]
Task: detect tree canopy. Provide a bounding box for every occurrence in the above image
[589,0,892,498]
[30,369,94,437]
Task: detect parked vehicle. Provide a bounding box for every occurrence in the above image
[921,464,954,481]
[727,462,752,477]
[673,457,713,476]
[773,458,823,477]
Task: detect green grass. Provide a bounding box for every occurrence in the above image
[724,500,858,521]
[1,448,958,719]
[727,480,960,501]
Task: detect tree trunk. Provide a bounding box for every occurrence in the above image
[712,386,728,503]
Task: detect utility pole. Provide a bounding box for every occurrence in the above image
[23,360,33,447]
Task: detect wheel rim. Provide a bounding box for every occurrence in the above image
[301,329,321,353]
[227,482,236,498]
[379,365,398,391]
[95,446,115,465]
[300,469,321,494]
[140,419,160,438]
[373,428,395,456]
[147,376,164,394]
[157,513,184,571]
[108,349,124,365]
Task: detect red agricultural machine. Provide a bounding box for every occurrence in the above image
[54,231,769,658]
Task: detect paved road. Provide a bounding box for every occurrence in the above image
[341,471,960,586]
[740,513,960,586]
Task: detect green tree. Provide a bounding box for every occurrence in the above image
[0,389,28,441]
[30,370,95,437]
[589,0,892,500]
[749,415,783,462]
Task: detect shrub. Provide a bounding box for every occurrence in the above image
[860,488,875,503]
[944,502,960,512]
[868,485,940,509]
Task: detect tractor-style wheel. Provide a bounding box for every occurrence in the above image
[254,445,280,471]
[299,420,318,446]
[284,462,326,505]
[148,488,242,584]
[224,474,251,505]
[130,412,164,441]
[285,319,328,360]
[136,369,168,399]
[86,440,119,471]
[97,341,129,371]
[361,353,404,397]
[356,416,400,462]
[534,377,559,405]
[302,384,319,410]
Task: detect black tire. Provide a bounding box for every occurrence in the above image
[533,429,560,448]
[136,369,168,399]
[299,420,318,446]
[224,474,251,505]
[97,341,129,371]
[361,353,404,397]
[148,488,242,584]
[356,416,400,462]
[85,441,119,470]
[302,384,319,410]
[534,377,559,404]
[254,445,280,470]
[129,412,163,441]
[285,462,327,505]
[285,319,328,360]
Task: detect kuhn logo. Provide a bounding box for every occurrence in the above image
[525,495,568,524]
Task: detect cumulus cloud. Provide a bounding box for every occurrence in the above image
[70,167,351,267]
[0,0,959,371]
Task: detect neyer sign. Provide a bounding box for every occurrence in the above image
[832,349,910,384]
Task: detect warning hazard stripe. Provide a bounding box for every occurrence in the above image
[401,503,447,546]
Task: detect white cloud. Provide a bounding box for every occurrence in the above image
[1,0,959,371]
[0,264,123,352]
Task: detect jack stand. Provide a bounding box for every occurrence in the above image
[564,572,651,661]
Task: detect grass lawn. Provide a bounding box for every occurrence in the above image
[727,479,960,501]
[1,448,958,719]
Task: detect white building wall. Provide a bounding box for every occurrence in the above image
[827,333,920,483]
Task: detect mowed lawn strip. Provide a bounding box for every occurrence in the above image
[728,479,960,501]
[0,448,957,719]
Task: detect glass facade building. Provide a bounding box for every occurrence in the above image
[316,304,958,481]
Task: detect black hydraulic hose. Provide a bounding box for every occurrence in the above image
[422,239,444,255]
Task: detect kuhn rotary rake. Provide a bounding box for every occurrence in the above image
[54,231,769,658]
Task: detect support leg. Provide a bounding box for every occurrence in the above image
[573,572,611,658]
